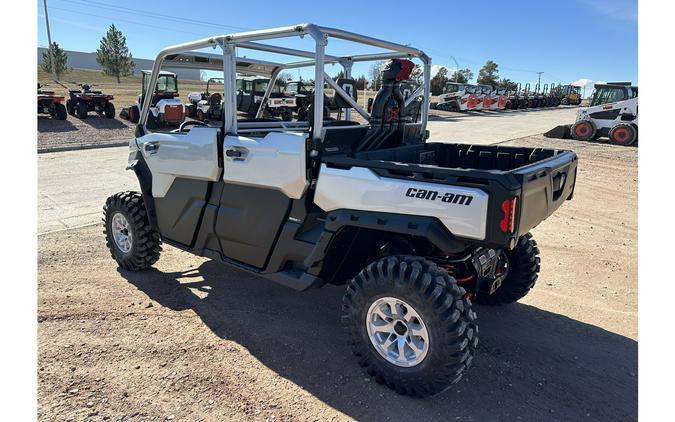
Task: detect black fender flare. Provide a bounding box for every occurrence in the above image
[303,209,467,272]
[126,151,159,230]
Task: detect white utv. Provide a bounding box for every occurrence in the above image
[103,24,578,397]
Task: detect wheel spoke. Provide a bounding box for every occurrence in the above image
[396,337,407,360]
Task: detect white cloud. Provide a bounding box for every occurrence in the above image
[430,65,452,78]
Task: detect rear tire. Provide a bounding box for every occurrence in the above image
[54,103,67,120]
[342,255,478,397]
[103,191,161,271]
[608,123,637,146]
[571,119,597,141]
[475,233,541,306]
[104,102,115,119]
[76,100,88,119]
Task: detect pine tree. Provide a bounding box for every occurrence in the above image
[450,68,473,84]
[41,42,70,79]
[96,24,135,83]
[430,67,449,95]
[477,60,499,86]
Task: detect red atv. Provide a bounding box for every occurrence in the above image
[37,84,67,120]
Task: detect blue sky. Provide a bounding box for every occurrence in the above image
[38,0,637,91]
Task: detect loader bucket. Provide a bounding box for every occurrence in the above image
[544,124,572,139]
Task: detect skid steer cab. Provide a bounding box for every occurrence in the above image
[102,23,578,399]
[119,70,185,128]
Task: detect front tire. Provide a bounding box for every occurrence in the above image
[76,100,88,119]
[104,102,115,119]
[103,191,161,271]
[475,233,541,306]
[571,119,597,141]
[342,256,478,397]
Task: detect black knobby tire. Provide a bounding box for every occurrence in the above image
[128,105,140,123]
[66,99,75,115]
[103,191,161,271]
[475,233,541,306]
[608,123,637,146]
[342,255,478,397]
[76,100,88,119]
[571,119,597,141]
[104,102,115,119]
[54,103,67,120]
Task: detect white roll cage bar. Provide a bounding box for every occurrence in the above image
[140,23,431,141]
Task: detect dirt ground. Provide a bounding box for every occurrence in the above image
[37,135,637,421]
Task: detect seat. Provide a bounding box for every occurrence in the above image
[355,59,414,152]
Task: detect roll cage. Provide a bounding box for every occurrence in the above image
[138,23,431,140]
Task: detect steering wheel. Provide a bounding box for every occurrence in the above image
[179,120,207,132]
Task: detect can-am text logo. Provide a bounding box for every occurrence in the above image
[405,188,473,206]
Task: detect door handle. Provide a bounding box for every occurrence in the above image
[144,141,159,154]
[225,147,248,160]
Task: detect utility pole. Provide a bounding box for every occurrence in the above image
[42,0,58,81]
[536,71,543,88]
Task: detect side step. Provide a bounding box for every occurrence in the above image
[262,269,322,291]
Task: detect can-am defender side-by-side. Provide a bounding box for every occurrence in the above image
[103,24,578,398]
[571,82,638,145]
[186,77,224,121]
[37,84,67,120]
[119,70,185,128]
[66,84,115,119]
[236,77,296,121]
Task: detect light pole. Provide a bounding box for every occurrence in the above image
[42,0,58,81]
[450,56,459,81]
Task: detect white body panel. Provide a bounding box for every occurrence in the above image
[315,165,489,240]
[222,132,308,199]
[137,127,221,197]
[575,97,638,130]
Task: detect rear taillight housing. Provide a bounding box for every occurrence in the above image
[499,197,518,233]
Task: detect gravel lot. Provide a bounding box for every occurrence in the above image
[38,135,637,421]
[38,115,135,152]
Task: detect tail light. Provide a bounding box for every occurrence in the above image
[499,197,518,233]
[173,92,179,97]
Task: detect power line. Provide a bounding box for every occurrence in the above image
[47,6,209,37]
[58,0,252,32]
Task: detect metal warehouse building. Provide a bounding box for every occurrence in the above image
[37,48,201,80]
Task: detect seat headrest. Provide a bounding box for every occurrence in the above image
[333,78,358,108]
[382,59,415,83]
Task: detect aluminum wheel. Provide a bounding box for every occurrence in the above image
[366,297,430,367]
[111,212,133,254]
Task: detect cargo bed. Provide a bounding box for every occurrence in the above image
[321,142,578,248]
